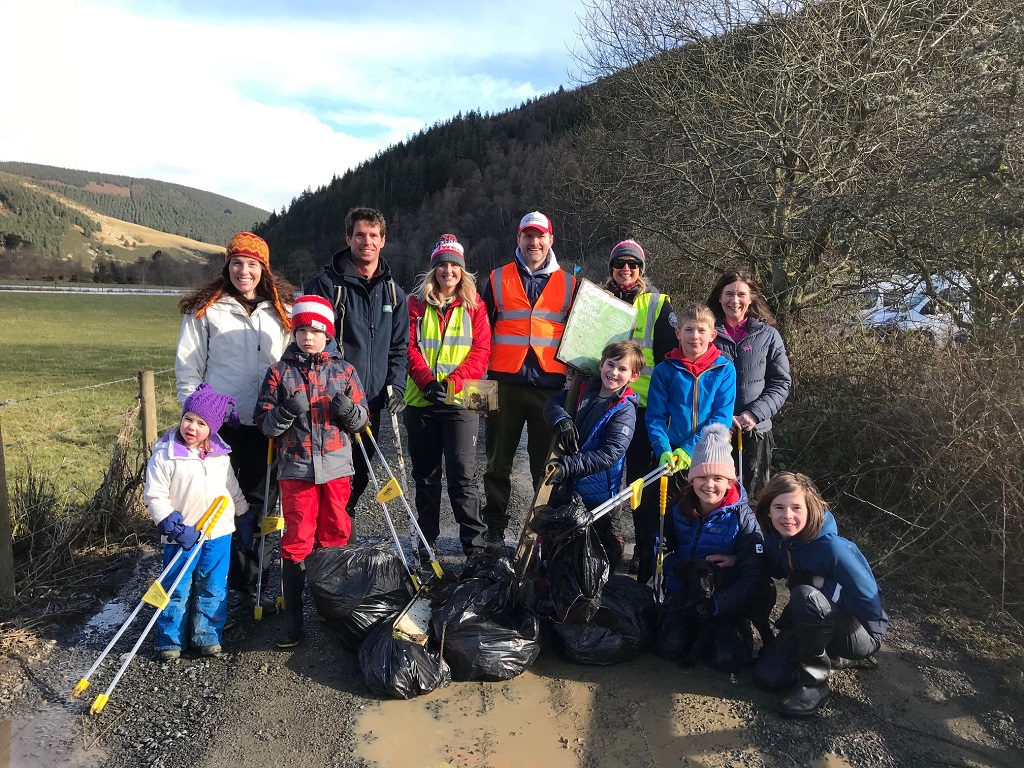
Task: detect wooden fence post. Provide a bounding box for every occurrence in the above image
[139,371,157,454]
[0,419,15,602]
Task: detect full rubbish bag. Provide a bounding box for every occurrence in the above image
[521,524,610,623]
[306,546,414,651]
[357,619,451,699]
[430,556,540,682]
[551,575,658,665]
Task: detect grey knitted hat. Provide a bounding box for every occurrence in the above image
[688,423,737,481]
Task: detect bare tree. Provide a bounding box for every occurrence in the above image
[571,0,1021,324]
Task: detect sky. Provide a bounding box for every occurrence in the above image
[0,0,591,213]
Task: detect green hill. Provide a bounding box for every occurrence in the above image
[0,172,225,285]
[0,161,268,246]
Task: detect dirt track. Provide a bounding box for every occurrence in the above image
[3,423,1023,767]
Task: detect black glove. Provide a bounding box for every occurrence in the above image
[281,390,310,417]
[555,418,579,454]
[387,388,407,414]
[544,459,568,486]
[424,381,447,405]
[235,510,256,552]
[787,569,816,589]
[330,391,353,416]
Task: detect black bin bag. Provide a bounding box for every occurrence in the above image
[358,619,451,699]
[430,556,540,682]
[551,575,658,665]
[305,546,414,652]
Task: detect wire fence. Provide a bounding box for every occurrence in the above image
[1,369,182,506]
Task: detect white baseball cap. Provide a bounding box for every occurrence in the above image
[518,211,553,235]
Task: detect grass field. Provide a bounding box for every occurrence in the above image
[0,293,184,504]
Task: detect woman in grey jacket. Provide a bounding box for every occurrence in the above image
[707,269,791,497]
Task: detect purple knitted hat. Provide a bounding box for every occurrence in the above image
[182,383,238,434]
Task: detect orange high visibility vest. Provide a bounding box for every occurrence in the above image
[489,263,573,375]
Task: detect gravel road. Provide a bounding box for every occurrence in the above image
[3,421,1023,768]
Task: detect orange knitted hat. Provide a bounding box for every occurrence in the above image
[225,232,271,269]
[195,231,288,326]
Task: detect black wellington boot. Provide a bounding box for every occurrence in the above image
[779,623,832,718]
[275,559,305,649]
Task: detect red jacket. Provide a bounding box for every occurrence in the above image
[406,296,491,395]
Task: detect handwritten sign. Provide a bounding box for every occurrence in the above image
[556,278,637,376]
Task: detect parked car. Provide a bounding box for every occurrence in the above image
[833,275,970,348]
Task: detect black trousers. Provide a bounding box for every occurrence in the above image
[627,407,660,582]
[404,404,486,554]
[733,428,775,500]
[219,424,273,594]
[347,409,383,522]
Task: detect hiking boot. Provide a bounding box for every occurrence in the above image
[275,559,305,649]
[198,644,222,657]
[830,654,879,671]
[157,648,181,661]
[483,528,505,549]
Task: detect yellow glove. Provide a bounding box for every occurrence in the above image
[672,448,691,472]
[658,451,675,470]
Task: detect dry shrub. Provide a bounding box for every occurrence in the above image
[779,323,1024,623]
[1,405,148,632]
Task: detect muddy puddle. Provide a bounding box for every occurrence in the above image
[355,652,771,768]
[2,703,106,768]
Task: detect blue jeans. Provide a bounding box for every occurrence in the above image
[155,534,231,651]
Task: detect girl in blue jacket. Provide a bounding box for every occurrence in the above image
[656,424,771,672]
[753,472,888,717]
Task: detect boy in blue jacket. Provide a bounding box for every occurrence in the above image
[646,303,737,474]
[543,340,644,568]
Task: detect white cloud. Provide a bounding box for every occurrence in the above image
[0,0,586,213]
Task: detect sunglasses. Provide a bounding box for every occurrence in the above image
[612,259,642,269]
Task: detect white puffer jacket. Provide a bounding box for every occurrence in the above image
[144,429,249,541]
[175,296,292,426]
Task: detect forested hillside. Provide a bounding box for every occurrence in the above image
[0,162,268,246]
[254,88,622,288]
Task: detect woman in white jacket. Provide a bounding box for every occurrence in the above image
[175,232,294,603]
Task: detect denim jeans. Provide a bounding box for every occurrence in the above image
[155,533,231,651]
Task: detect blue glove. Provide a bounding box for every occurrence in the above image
[236,510,256,552]
[157,511,184,537]
[157,511,201,550]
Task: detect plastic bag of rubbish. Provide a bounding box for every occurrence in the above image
[358,619,451,699]
[430,556,540,682]
[546,526,610,623]
[551,575,657,665]
[528,494,591,544]
[306,546,414,651]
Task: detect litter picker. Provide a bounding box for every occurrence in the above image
[736,428,744,488]
[354,431,420,593]
[385,384,416,553]
[361,426,444,580]
[653,473,669,602]
[254,439,285,620]
[74,496,229,715]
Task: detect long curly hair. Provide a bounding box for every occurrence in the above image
[706,268,776,326]
[179,260,294,325]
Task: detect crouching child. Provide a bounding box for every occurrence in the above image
[656,423,773,672]
[145,383,250,660]
[542,340,644,570]
[753,471,887,717]
[255,295,369,649]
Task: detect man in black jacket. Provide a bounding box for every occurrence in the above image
[302,207,409,522]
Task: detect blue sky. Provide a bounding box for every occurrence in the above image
[0,0,591,212]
